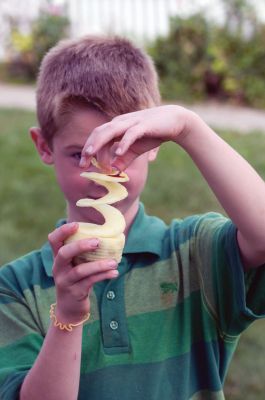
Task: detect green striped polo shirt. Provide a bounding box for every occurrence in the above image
[0,204,264,400]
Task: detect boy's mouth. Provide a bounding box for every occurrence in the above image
[86,194,103,200]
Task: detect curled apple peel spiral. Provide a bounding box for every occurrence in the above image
[65,159,129,264]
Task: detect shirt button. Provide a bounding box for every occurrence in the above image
[106,290,116,300]
[110,320,119,330]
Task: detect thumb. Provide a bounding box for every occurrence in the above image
[111,149,139,172]
[111,137,162,171]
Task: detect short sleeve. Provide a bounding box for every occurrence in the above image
[0,282,44,399]
[193,213,265,338]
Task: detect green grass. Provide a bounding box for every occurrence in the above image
[0,109,65,262]
[0,108,265,398]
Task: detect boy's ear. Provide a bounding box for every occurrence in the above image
[30,127,54,165]
[148,147,160,162]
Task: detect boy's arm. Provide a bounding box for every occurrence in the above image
[20,223,118,400]
[20,324,83,400]
[81,106,265,269]
[179,113,265,269]
[176,112,265,270]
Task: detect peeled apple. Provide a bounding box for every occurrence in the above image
[65,159,129,264]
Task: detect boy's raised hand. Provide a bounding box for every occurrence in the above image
[80,105,191,171]
[48,222,118,323]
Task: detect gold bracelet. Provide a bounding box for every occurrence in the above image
[50,303,90,332]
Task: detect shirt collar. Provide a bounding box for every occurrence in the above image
[124,203,167,256]
[41,204,167,277]
[41,219,66,277]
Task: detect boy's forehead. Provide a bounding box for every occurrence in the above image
[71,107,109,125]
[58,107,110,139]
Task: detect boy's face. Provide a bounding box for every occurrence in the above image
[31,108,155,225]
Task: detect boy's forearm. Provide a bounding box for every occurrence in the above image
[177,112,265,268]
[20,324,83,400]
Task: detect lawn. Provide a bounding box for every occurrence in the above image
[0,108,264,398]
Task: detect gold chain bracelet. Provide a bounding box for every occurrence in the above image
[50,303,90,332]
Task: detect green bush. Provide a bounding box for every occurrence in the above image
[5,11,69,82]
[149,14,209,102]
[208,24,265,107]
[149,5,265,108]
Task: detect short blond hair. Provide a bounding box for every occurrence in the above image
[36,35,161,143]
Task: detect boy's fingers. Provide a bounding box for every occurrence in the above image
[96,142,117,173]
[111,137,163,171]
[70,269,119,301]
[66,258,118,285]
[80,119,138,162]
[112,111,139,122]
[116,129,162,156]
[111,149,139,171]
[82,123,115,159]
[114,125,144,156]
[54,238,100,269]
[48,222,78,256]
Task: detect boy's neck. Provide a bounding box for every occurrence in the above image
[124,199,140,237]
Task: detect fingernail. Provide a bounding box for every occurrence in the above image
[79,156,87,167]
[89,239,99,247]
[112,159,126,173]
[69,222,78,228]
[111,270,119,277]
[85,145,94,155]
[108,260,117,268]
[115,147,122,155]
[111,165,122,175]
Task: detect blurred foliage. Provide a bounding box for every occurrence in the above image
[3,10,69,82]
[149,14,209,102]
[1,0,265,108]
[149,0,265,108]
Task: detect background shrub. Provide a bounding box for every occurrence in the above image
[4,11,69,82]
[149,1,265,108]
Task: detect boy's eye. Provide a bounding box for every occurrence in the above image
[72,152,82,160]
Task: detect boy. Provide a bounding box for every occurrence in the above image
[0,35,264,400]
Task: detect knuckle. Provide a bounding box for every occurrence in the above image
[71,265,83,280]
[57,224,71,240]
[93,125,104,135]
[100,259,116,269]
[77,240,89,253]
[97,260,107,270]
[108,120,116,128]
[87,276,96,287]
[128,126,140,135]
[57,247,67,262]
[48,224,69,243]
[54,275,65,290]
[88,271,111,286]
[48,233,56,247]
[61,224,71,235]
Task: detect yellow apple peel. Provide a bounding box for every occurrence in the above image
[65,159,129,263]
